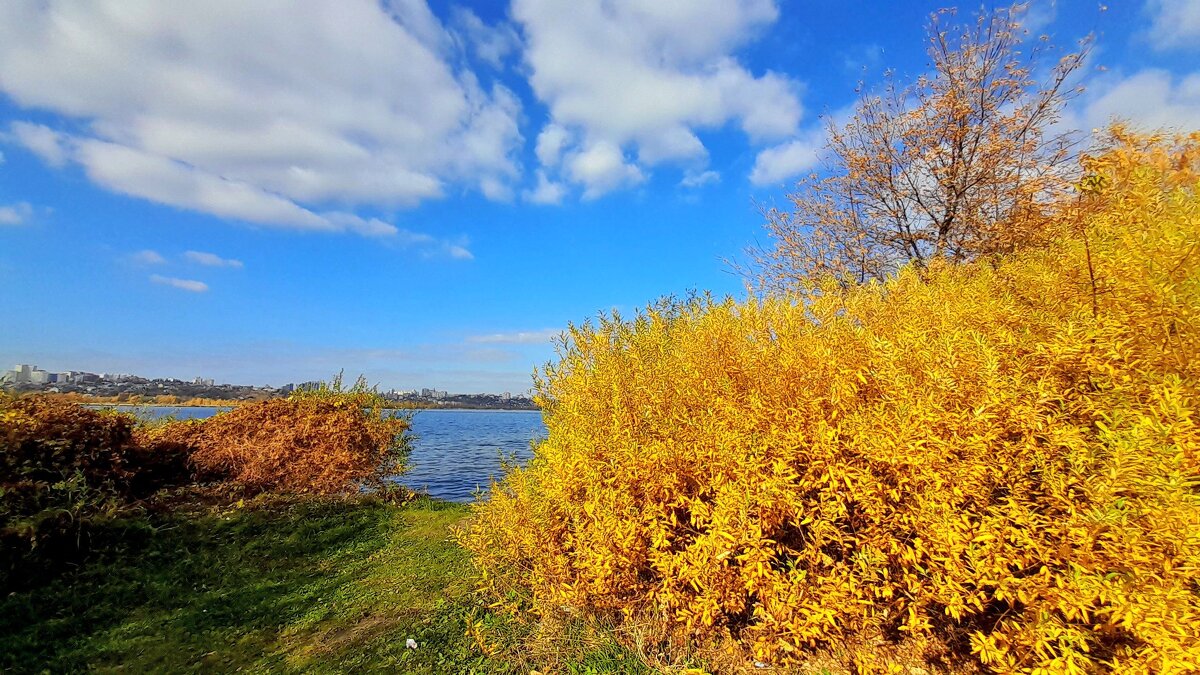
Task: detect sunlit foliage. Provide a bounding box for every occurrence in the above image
[462,131,1200,673]
[149,374,411,495]
[750,4,1086,291]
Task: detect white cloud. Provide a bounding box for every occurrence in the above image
[567,141,645,199]
[10,121,69,167]
[75,137,337,231]
[150,274,208,293]
[750,133,823,186]
[1018,0,1057,35]
[1146,0,1200,51]
[11,125,465,251]
[130,249,167,265]
[468,329,560,345]
[1067,69,1200,134]
[535,124,570,168]
[0,0,523,230]
[185,250,243,268]
[479,176,513,203]
[513,0,802,197]
[452,8,520,69]
[445,244,475,260]
[0,201,33,225]
[524,170,567,205]
[680,169,720,188]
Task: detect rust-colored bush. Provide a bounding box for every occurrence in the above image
[181,395,409,495]
[1,395,189,585]
[2,395,137,492]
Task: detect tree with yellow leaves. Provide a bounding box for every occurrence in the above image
[751,4,1088,290]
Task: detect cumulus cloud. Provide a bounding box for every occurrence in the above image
[185,250,244,268]
[150,274,208,293]
[1146,0,1200,51]
[750,132,823,186]
[9,122,69,167]
[452,7,521,69]
[1066,69,1200,134]
[524,170,567,205]
[535,124,571,168]
[0,201,33,225]
[0,0,523,233]
[129,249,167,265]
[567,141,646,199]
[513,0,802,197]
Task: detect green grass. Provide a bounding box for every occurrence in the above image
[0,494,650,674]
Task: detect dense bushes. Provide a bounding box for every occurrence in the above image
[1,396,191,583]
[3,383,410,588]
[155,391,411,494]
[461,131,1200,673]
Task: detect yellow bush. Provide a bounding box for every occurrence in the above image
[461,130,1200,673]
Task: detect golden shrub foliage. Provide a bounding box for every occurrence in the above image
[461,130,1200,674]
[144,390,410,495]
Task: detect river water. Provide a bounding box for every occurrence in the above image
[108,406,546,502]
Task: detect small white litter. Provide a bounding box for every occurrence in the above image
[753,662,770,669]
[405,638,418,649]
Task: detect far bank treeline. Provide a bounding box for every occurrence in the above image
[1,381,411,587]
[38,391,538,411]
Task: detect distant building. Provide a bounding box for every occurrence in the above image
[6,364,36,383]
[3,364,54,384]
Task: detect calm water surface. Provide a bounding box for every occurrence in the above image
[109,405,544,502]
[395,409,544,501]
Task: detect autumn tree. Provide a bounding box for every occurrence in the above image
[751,4,1088,290]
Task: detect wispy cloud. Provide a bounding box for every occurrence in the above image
[0,201,33,225]
[468,329,560,345]
[185,250,244,268]
[444,244,474,260]
[1145,0,1200,51]
[129,249,167,265]
[680,170,720,188]
[150,274,208,293]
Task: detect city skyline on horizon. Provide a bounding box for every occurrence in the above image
[2,362,531,396]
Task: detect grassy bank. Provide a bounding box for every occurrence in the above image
[0,494,646,674]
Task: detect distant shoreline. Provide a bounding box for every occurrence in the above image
[80,402,542,413]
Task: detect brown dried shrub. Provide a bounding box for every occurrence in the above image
[1,395,190,586]
[181,396,410,495]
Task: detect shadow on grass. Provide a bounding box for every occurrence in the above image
[0,497,503,673]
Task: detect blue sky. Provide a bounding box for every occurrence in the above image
[1,0,1198,393]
